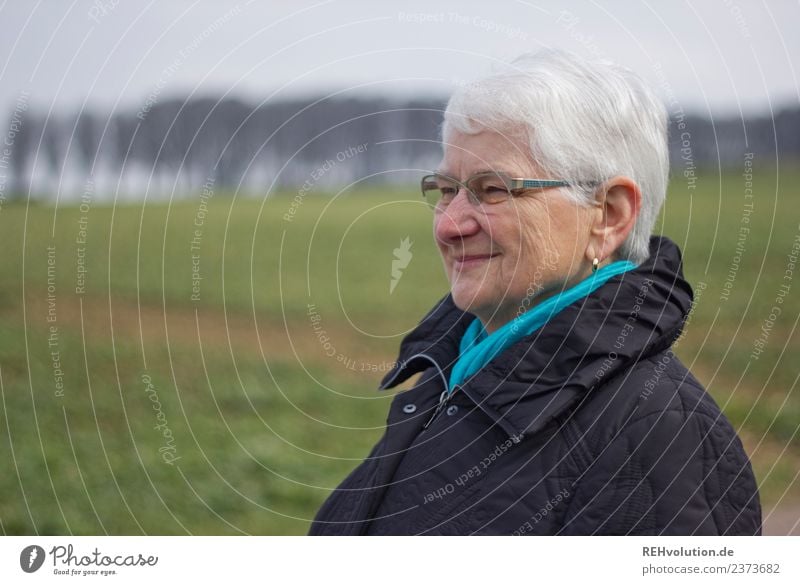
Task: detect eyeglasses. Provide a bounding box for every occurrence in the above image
[420,171,598,210]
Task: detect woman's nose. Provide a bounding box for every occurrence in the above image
[434,189,481,245]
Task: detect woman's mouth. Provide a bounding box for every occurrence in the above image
[453,253,499,270]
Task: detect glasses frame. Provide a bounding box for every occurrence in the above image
[421,171,601,210]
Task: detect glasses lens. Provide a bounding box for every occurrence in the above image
[422,174,459,210]
[469,172,511,205]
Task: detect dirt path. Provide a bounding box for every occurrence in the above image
[13,293,395,369]
[763,504,800,535]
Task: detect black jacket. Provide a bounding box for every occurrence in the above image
[309,236,762,535]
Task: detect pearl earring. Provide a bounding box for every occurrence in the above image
[592,258,599,273]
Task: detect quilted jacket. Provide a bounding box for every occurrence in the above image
[309,236,762,535]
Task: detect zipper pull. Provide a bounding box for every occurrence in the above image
[423,386,459,429]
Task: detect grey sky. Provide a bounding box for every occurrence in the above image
[2,0,798,119]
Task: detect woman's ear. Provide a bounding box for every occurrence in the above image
[585,176,641,264]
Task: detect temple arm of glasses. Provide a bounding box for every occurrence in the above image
[509,178,605,206]
[511,179,572,189]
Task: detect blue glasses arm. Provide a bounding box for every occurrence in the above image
[513,179,572,189]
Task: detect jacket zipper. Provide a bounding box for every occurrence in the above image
[385,352,522,441]
[383,352,454,431]
[422,385,459,430]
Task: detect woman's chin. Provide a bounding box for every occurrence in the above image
[449,287,472,310]
[449,287,491,316]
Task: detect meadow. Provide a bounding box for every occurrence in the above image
[1,166,798,535]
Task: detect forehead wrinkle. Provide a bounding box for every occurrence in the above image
[439,130,543,179]
[433,166,520,180]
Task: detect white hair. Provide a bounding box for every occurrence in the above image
[441,49,669,264]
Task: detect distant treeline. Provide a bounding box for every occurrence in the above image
[2,95,798,201]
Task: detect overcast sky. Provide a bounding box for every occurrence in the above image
[2,0,798,119]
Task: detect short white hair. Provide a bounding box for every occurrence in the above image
[441,49,669,264]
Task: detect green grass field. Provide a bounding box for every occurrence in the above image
[1,167,799,535]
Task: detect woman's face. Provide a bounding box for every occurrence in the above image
[434,129,596,332]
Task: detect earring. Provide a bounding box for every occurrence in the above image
[592,258,599,273]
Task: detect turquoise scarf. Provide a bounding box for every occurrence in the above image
[448,260,637,392]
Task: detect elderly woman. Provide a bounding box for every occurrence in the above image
[309,50,761,535]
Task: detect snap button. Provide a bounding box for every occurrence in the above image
[402,404,417,414]
[446,405,459,416]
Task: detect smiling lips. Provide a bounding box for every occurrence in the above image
[453,253,499,269]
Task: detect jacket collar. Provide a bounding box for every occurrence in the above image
[379,236,694,440]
